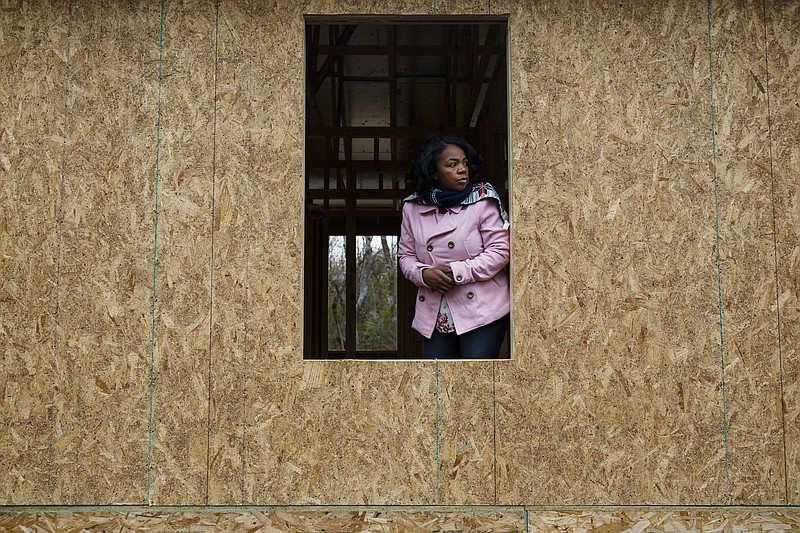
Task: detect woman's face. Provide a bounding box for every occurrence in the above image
[434,145,470,191]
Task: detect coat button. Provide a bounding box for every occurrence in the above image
[426,244,433,252]
[467,291,474,299]
[447,241,455,248]
[456,275,463,282]
[419,295,425,302]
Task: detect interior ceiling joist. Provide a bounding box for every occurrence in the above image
[305,21,508,205]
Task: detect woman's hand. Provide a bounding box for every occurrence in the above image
[422,266,455,293]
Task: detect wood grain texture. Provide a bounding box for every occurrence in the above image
[49,0,157,503]
[499,0,725,504]
[0,508,797,532]
[0,510,527,532]
[438,362,496,504]
[1,0,797,507]
[0,0,67,504]
[435,0,493,14]
[765,0,800,505]
[150,0,216,504]
[243,0,308,504]
[206,0,252,505]
[328,362,436,504]
[305,0,434,15]
[710,0,785,504]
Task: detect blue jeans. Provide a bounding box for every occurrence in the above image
[424,314,509,359]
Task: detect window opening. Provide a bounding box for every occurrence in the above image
[304,16,509,359]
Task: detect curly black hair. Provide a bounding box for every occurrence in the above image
[407,135,483,194]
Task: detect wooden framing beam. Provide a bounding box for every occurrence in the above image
[466,25,500,129]
[311,24,357,96]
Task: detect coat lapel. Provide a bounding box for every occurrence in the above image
[419,204,463,239]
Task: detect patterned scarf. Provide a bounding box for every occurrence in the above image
[404,182,510,229]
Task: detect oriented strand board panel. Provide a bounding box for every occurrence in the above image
[3,0,799,508]
[240,359,435,503]
[241,0,312,503]
[0,0,67,504]
[245,357,436,503]
[242,0,317,504]
[206,0,251,504]
[151,0,216,504]
[0,508,798,532]
[245,363,347,503]
[438,362,496,504]
[50,0,157,503]
[244,365,433,503]
[526,509,800,531]
[327,362,437,504]
[434,0,518,16]
[499,0,726,504]
[0,509,527,532]
[305,0,434,14]
[767,1,800,504]
[710,0,786,504]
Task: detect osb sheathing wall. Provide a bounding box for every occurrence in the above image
[1,509,800,532]
[1,0,798,511]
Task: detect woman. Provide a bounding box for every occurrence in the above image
[399,135,510,359]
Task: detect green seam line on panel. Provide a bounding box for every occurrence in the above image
[148,0,166,507]
[435,359,440,501]
[706,0,731,495]
[47,0,73,500]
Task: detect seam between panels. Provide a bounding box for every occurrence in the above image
[205,0,221,506]
[760,0,789,505]
[706,0,731,500]
[148,0,166,507]
[47,0,73,501]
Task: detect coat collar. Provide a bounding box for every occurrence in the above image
[414,203,465,239]
[415,203,465,215]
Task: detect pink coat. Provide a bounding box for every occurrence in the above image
[398,198,510,338]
